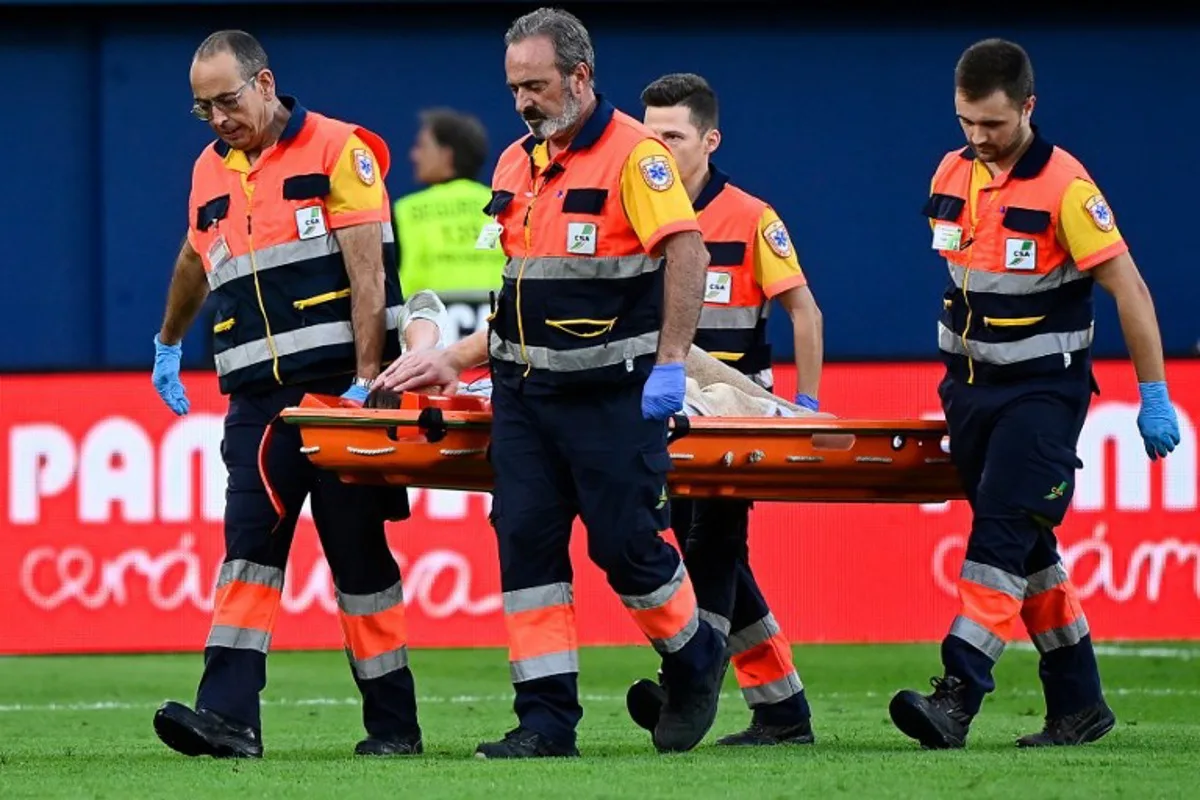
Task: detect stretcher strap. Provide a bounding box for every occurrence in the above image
[667,414,691,444]
[417,407,448,443]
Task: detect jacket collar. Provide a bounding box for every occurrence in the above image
[693,163,730,211]
[958,124,1053,180]
[213,95,307,157]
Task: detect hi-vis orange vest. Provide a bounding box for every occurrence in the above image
[924,132,1096,385]
[693,166,772,377]
[188,97,403,395]
[484,97,665,393]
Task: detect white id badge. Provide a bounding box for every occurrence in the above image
[931,223,963,251]
[476,222,504,250]
[207,235,231,268]
[295,206,327,240]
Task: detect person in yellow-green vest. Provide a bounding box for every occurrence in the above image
[394,107,505,343]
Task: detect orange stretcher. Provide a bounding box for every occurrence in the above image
[280,392,964,504]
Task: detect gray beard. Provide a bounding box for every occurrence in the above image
[525,90,582,140]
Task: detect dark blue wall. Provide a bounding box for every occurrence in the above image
[3,4,1196,370]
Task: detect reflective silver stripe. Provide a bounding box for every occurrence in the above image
[206,625,271,653]
[946,259,1087,296]
[960,560,1027,600]
[503,582,573,614]
[207,223,394,291]
[937,321,1094,365]
[1031,616,1090,653]
[742,672,804,707]
[652,614,699,655]
[215,303,405,377]
[948,615,1006,661]
[510,650,579,683]
[501,254,659,281]
[699,610,731,637]
[351,645,409,680]
[1025,563,1069,597]
[619,562,686,611]
[618,562,698,654]
[489,330,659,372]
[698,305,762,330]
[217,559,284,591]
[336,581,404,616]
[728,613,781,656]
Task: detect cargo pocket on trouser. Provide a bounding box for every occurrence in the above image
[639,448,674,535]
[1017,436,1084,528]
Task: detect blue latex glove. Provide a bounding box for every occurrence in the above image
[341,383,370,406]
[642,362,686,420]
[795,393,819,411]
[152,334,190,416]
[1137,381,1181,460]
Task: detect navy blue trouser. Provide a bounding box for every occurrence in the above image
[489,377,724,747]
[670,498,810,725]
[939,372,1103,718]
[197,377,419,737]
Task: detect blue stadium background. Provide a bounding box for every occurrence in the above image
[2,2,1195,371]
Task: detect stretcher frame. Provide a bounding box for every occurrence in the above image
[280,393,965,504]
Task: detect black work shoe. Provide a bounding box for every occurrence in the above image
[626,678,668,732]
[354,733,424,756]
[1016,701,1116,748]
[716,718,815,746]
[474,727,580,759]
[653,651,729,753]
[153,701,263,758]
[889,676,973,750]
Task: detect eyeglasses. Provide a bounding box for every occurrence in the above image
[191,76,257,121]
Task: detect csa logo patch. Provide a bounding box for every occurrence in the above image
[638,154,675,192]
[353,148,376,186]
[1084,193,1114,232]
[763,219,793,259]
[705,270,732,304]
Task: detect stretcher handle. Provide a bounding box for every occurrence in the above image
[667,414,691,444]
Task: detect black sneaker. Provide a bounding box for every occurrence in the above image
[626,678,667,732]
[889,676,973,749]
[653,651,729,753]
[716,718,815,746]
[152,701,263,758]
[1016,701,1116,748]
[474,727,580,759]
[354,732,424,756]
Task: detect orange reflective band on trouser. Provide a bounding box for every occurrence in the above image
[1021,562,1090,653]
[948,559,1027,661]
[207,559,285,654]
[336,581,410,680]
[728,613,803,707]
[619,561,700,656]
[503,582,579,683]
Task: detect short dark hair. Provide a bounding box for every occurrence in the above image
[419,108,490,181]
[955,38,1034,107]
[194,30,269,81]
[504,7,595,83]
[640,72,719,132]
